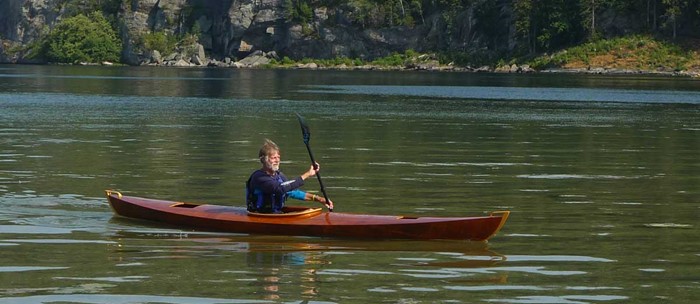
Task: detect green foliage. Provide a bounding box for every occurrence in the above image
[286,0,314,23]
[61,0,122,17]
[527,35,694,70]
[137,31,201,58]
[369,49,431,66]
[346,0,425,28]
[264,50,442,68]
[41,11,122,63]
[281,56,296,65]
[513,0,586,55]
[19,0,700,71]
[370,52,406,66]
[141,31,178,55]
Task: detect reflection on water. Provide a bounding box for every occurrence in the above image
[0,294,272,304]
[102,231,511,302]
[0,65,698,302]
[244,250,326,300]
[305,85,700,104]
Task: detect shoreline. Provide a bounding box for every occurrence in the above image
[150,62,700,78]
[3,61,699,78]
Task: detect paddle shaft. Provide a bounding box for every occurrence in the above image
[303,142,332,211]
[296,113,333,212]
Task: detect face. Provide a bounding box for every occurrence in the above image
[263,150,281,172]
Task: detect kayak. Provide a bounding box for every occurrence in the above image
[105,190,509,241]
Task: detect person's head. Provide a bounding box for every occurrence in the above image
[259,139,280,172]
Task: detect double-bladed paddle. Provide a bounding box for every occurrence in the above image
[295,113,333,212]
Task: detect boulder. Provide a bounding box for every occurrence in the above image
[191,55,204,66]
[150,50,162,64]
[266,51,279,60]
[509,64,519,73]
[173,58,191,67]
[520,64,535,73]
[164,53,178,62]
[195,43,206,61]
[297,62,318,69]
[239,40,253,53]
[236,52,270,67]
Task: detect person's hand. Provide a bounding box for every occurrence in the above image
[318,197,334,210]
[301,163,319,180]
[307,163,319,176]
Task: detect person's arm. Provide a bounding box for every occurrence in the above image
[277,164,318,193]
[287,189,306,200]
[287,189,333,209]
[303,192,334,210]
[252,171,304,195]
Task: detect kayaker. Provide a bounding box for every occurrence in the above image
[246,139,334,213]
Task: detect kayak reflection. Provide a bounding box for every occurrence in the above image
[107,230,508,299]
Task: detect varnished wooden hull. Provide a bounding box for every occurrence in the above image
[106,192,509,241]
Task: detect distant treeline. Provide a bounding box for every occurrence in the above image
[22,0,700,65]
[288,0,700,54]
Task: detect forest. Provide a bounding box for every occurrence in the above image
[8,0,700,69]
[287,0,700,55]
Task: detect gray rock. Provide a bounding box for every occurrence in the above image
[520,65,534,73]
[237,53,270,67]
[266,51,279,60]
[150,50,162,64]
[195,43,206,61]
[297,62,318,69]
[164,53,178,62]
[173,58,191,67]
[509,64,519,73]
[191,55,203,66]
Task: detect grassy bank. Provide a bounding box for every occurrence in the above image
[527,35,700,73]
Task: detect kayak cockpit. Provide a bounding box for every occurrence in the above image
[170,202,201,208]
[248,206,323,218]
[169,201,323,218]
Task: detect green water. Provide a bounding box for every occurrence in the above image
[0,64,698,303]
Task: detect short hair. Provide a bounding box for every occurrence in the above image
[258,138,280,160]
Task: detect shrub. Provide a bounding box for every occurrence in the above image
[371,52,406,66]
[42,12,121,63]
[281,56,295,65]
[141,31,178,55]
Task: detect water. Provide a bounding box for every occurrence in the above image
[0,64,699,303]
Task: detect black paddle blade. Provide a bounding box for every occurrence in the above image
[296,113,311,144]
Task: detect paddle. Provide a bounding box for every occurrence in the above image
[295,113,333,212]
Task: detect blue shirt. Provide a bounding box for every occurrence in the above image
[246,169,306,213]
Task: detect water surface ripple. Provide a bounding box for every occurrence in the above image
[0,65,698,303]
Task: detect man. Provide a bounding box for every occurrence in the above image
[246,139,333,213]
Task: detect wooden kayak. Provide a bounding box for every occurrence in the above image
[105,190,509,241]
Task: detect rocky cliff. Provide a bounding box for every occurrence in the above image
[0,0,516,65]
[0,0,60,63]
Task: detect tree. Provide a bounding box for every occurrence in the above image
[42,11,122,63]
[514,0,537,54]
[514,0,586,54]
[662,0,686,39]
[581,0,602,39]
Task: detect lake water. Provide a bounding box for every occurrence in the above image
[0,64,698,303]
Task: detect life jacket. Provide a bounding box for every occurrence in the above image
[246,171,287,213]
